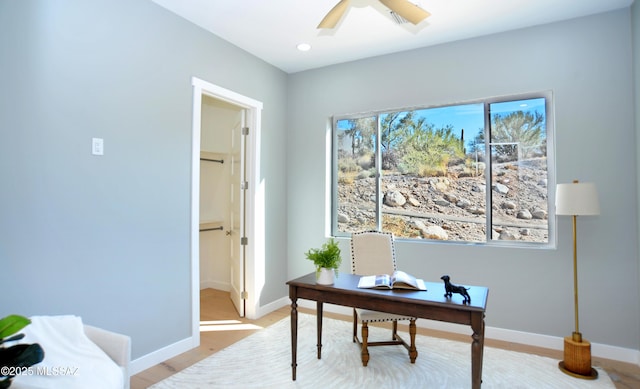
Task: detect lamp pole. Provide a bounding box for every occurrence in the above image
[571,214,581,343]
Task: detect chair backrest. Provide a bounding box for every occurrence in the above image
[350,231,397,276]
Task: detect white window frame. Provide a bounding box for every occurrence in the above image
[331,91,556,248]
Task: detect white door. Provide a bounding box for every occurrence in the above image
[229,109,247,317]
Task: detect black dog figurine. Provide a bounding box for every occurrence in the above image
[441,275,471,304]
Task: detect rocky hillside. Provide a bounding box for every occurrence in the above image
[337,158,549,243]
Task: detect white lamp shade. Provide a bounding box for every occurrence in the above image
[555,182,600,216]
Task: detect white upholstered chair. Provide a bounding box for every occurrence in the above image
[13,316,131,389]
[350,231,417,366]
[84,325,131,389]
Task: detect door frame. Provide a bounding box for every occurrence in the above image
[190,77,264,344]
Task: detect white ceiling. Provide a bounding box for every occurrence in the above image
[151,0,633,74]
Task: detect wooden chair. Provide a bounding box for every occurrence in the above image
[350,231,418,366]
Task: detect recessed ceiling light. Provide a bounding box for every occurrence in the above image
[297,43,311,52]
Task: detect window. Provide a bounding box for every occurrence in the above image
[332,93,553,246]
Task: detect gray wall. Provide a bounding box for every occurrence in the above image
[287,8,640,351]
[633,0,640,353]
[0,0,288,359]
[1,0,638,366]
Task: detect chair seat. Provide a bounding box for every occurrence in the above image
[355,308,416,323]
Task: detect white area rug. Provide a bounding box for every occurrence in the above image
[151,313,614,389]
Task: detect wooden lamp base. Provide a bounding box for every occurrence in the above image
[558,333,598,379]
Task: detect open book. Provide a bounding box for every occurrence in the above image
[357,270,427,291]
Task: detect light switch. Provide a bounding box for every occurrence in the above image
[92,138,104,156]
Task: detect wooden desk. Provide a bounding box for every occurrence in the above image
[287,273,489,389]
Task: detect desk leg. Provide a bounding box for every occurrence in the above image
[471,313,485,389]
[290,291,298,381]
[316,301,323,359]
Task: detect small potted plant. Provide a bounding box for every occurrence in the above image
[305,238,342,285]
[0,315,45,389]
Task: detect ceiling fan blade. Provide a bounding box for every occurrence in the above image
[379,0,431,25]
[318,0,351,29]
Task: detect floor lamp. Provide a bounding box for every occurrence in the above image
[555,180,600,379]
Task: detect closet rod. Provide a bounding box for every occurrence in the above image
[200,157,224,164]
[200,226,224,232]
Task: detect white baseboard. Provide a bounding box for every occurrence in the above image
[255,296,290,319]
[131,296,287,374]
[592,342,640,365]
[295,300,640,366]
[130,296,289,373]
[486,326,640,366]
[200,280,230,291]
[130,336,196,375]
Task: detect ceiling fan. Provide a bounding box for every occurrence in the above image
[318,0,431,29]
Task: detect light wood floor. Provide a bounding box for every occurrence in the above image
[131,289,640,389]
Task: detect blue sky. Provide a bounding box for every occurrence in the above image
[415,104,484,140]
[337,97,546,144]
[414,98,546,141]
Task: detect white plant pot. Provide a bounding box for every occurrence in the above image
[316,268,335,285]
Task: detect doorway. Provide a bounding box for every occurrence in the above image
[190,77,264,345]
[199,95,246,316]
